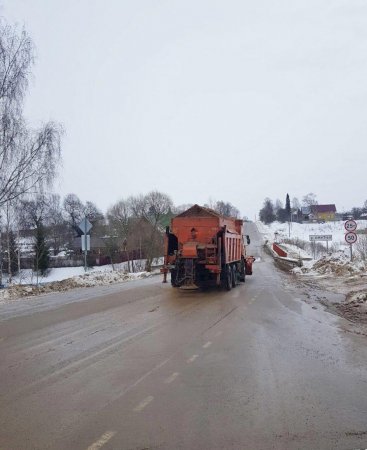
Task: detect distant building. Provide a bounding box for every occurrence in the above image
[300,204,337,222]
[310,204,337,222]
[301,206,311,221]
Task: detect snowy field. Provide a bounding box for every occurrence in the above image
[257,219,367,253]
[256,220,367,277]
[11,259,162,285]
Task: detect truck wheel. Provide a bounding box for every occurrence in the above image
[231,266,237,288]
[171,270,179,287]
[224,266,232,291]
[239,258,246,282]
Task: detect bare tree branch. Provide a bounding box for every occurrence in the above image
[0,20,62,209]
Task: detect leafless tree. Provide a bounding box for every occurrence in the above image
[63,193,85,234]
[214,201,240,218]
[130,191,173,271]
[107,199,132,240]
[292,197,300,210]
[107,198,133,270]
[203,200,240,218]
[356,235,367,261]
[45,194,67,255]
[274,199,283,215]
[173,203,194,215]
[0,200,19,283]
[302,193,318,207]
[204,197,217,211]
[0,20,62,208]
[19,194,49,229]
[85,201,104,226]
[18,194,51,281]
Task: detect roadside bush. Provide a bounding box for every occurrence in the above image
[282,238,307,250]
[356,235,367,261]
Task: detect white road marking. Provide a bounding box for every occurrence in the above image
[133,395,154,412]
[111,357,171,403]
[187,354,199,363]
[87,430,116,450]
[203,341,212,349]
[164,372,179,384]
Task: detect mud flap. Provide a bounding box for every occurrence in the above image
[245,256,255,275]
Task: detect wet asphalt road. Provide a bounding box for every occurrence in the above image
[1,223,367,450]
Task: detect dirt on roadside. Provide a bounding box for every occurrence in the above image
[337,289,367,324]
[280,252,367,330]
[1,278,83,301]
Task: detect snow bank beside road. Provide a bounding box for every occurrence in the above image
[0,269,155,303]
[292,251,366,277]
[11,258,163,286]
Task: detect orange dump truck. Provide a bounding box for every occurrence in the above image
[162,204,254,289]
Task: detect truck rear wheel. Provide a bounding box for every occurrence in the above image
[224,266,232,291]
[239,258,246,282]
[171,270,179,287]
[231,266,237,288]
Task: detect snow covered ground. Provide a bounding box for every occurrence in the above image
[256,220,367,325]
[13,261,159,284]
[11,258,163,285]
[256,220,367,275]
[257,219,367,252]
[0,258,163,303]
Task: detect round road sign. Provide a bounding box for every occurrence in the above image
[345,231,357,244]
[344,220,357,231]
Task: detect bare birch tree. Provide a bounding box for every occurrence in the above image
[0,20,62,208]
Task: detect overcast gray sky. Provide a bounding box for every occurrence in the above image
[2,0,367,219]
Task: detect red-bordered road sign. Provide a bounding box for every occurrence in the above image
[344,220,357,231]
[345,231,357,244]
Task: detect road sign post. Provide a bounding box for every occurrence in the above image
[344,221,357,261]
[78,218,93,272]
[309,235,333,258]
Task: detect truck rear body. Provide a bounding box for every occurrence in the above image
[162,205,254,289]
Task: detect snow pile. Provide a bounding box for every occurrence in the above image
[71,270,151,287]
[291,251,366,277]
[0,269,155,302]
[310,252,365,276]
[6,257,164,286]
